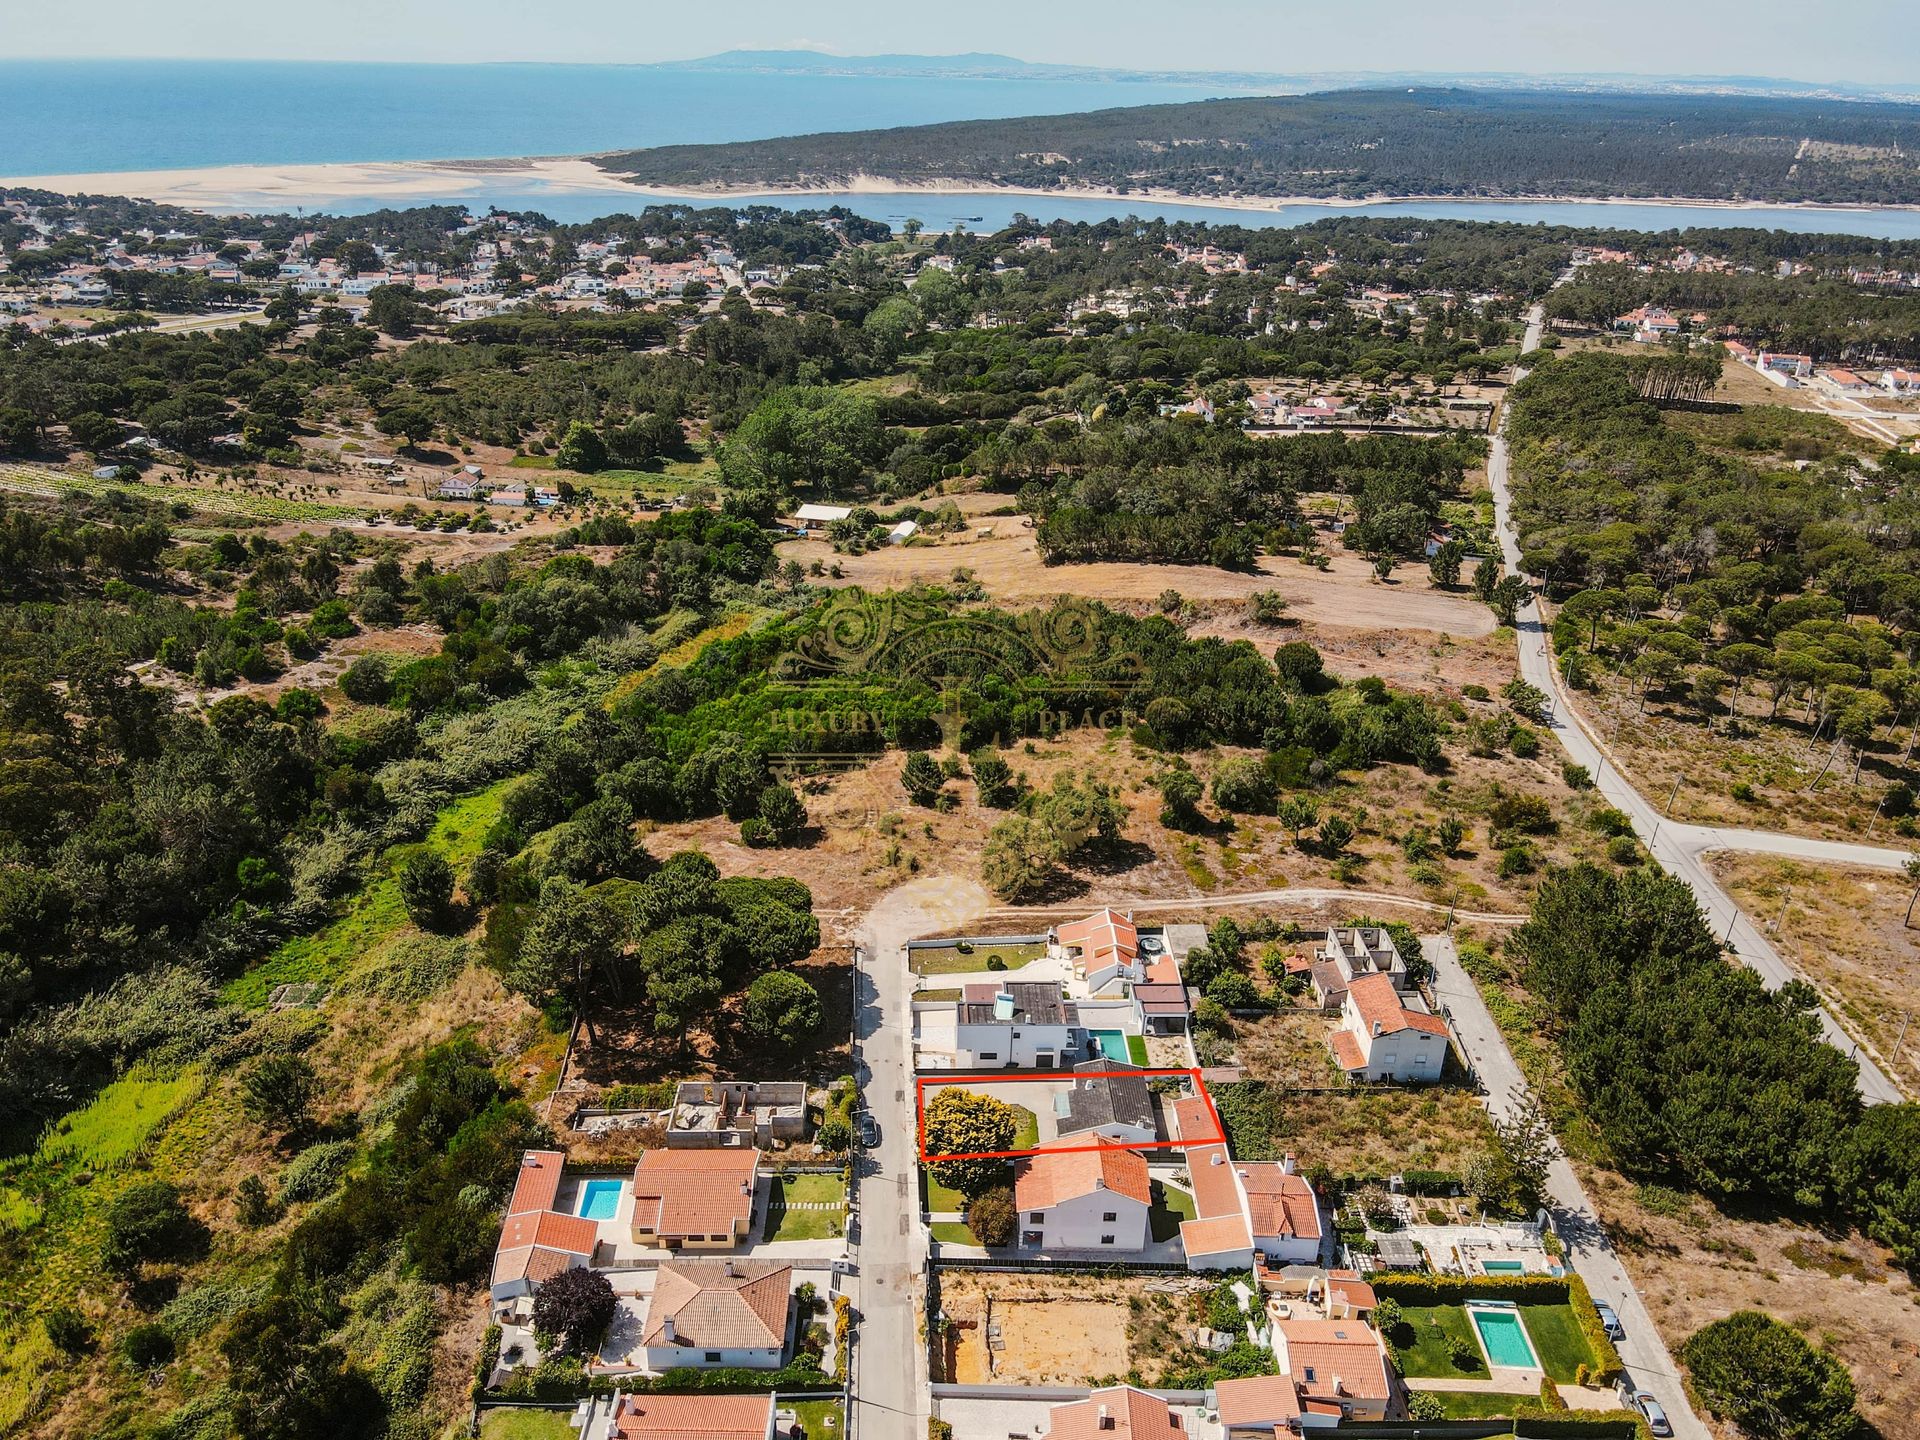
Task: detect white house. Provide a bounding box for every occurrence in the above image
[792,503,852,530]
[1328,974,1450,1083]
[950,981,1081,1069]
[488,1150,600,1321]
[1881,368,1920,393]
[640,1258,792,1370]
[1240,1156,1324,1265]
[888,519,919,544]
[436,477,478,501]
[1048,1387,1188,1440]
[1015,1141,1152,1252]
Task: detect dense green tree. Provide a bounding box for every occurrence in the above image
[1681,1312,1863,1440]
[743,970,824,1049]
[923,1088,1019,1198]
[242,1054,319,1137]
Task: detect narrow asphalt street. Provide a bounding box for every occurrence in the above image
[1492,303,1909,1103]
[1426,933,1710,1440]
[849,879,989,1440]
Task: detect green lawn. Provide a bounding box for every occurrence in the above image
[924,1172,969,1213]
[911,940,1050,975]
[1148,1180,1197,1242]
[1419,1390,1545,1420]
[1009,1105,1040,1151]
[480,1409,577,1439]
[763,1173,846,1242]
[1515,1301,1597,1382]
[1391,1305,1487,1378]
[786,1399,845,1440]
[1126,1035,1150,1065]
[930,1221,977,1245]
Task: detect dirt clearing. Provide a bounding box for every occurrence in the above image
[778,526,1494,638]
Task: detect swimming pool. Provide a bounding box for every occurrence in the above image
[577,1178,624,1221]
[1481,1259,1527,1274]
[1468,1303,1541,1370]
[1088,1029,1139,1063]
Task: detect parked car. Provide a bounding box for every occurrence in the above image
[1593,1299,1624,1340]
[858,1113,880,1148]
[1632,1391,1672,1437]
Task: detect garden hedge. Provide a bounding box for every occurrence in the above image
[1367,1271,1624,1385]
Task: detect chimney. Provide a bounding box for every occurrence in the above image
[724,1258,737,1277]
[1331,1375,1344,1396]
[1372,1020,1383,1036]
[1210,1152,1224,1167]
[1095,1176,1106,1190]
[662,1316,675,1340]
[1098,1406,1112,1430]
[1282,1153,1297,1175]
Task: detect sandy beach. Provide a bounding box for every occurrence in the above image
[3,154,1912,219]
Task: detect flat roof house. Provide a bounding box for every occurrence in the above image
[952,981,1081,1069]
[611,1393,776,1440]
[668,1081,807,1149]
[640,1258,793,1371]
[1015,1140,1151,1253]
[1328,974,1449,1084]
[1049,1385,1187,1440]
[1310,925,1406,1011]
[630,1146,759,1249]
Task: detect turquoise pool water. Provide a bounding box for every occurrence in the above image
[1470,1305,1540,1369]
[1089,1030,1129,1061]
[577,1178,623,1221]
[1482,1260,1527,1273]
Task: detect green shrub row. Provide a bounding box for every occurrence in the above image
[1510,1413,1649,1439]
[1368,1270,1623,1385]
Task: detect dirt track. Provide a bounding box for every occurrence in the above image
[777,527,1494,638]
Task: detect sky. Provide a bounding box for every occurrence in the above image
[1,0,1915,85]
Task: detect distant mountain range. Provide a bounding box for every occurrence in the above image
[650,50,1920,104]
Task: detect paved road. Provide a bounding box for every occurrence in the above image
[849,879,990,1440]
[1426,933,1709,1440]
[1493,304,1909,1103]
[982,885,1526,926]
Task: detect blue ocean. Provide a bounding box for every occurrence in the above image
[5,60,1920,238]
[0,59,1264,174]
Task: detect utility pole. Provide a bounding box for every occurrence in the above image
[1772,885,1792,935]
[1892,1013,1912,1070]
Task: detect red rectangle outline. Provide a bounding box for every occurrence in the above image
[915,1067,1228,1162]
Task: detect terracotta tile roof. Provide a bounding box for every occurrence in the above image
[1240,1164,1322,1243]
[1184,1145,1243,1221]
[1276,1319,1392,1402]
[1348,974,1447,1038]
[631,1147,758,1239]
[1180,1212,1252,1258]
[1213,1374,1303,1426]
[1169,1096,1217,1143]
[1133,981,1190,1014]
[498,1208,599,1256]
[1330,1029,1367,1072]
[641,1259,791,1350]
[1015,1140,1151,1210]
[612,1392,773,1440]
[507,1149,566,1215]
[490,1243,586,1289]
[1326,1271,1377,1311]
[1059,908,1138,969]
[1049,1386,1185,1440]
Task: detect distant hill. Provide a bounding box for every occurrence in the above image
[646,51,1919,104]
[594,87,1920,206]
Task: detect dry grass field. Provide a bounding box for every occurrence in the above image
[937,1270,1217,1386]
[1710,854,1920,1095]
[778,523,1496,638]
